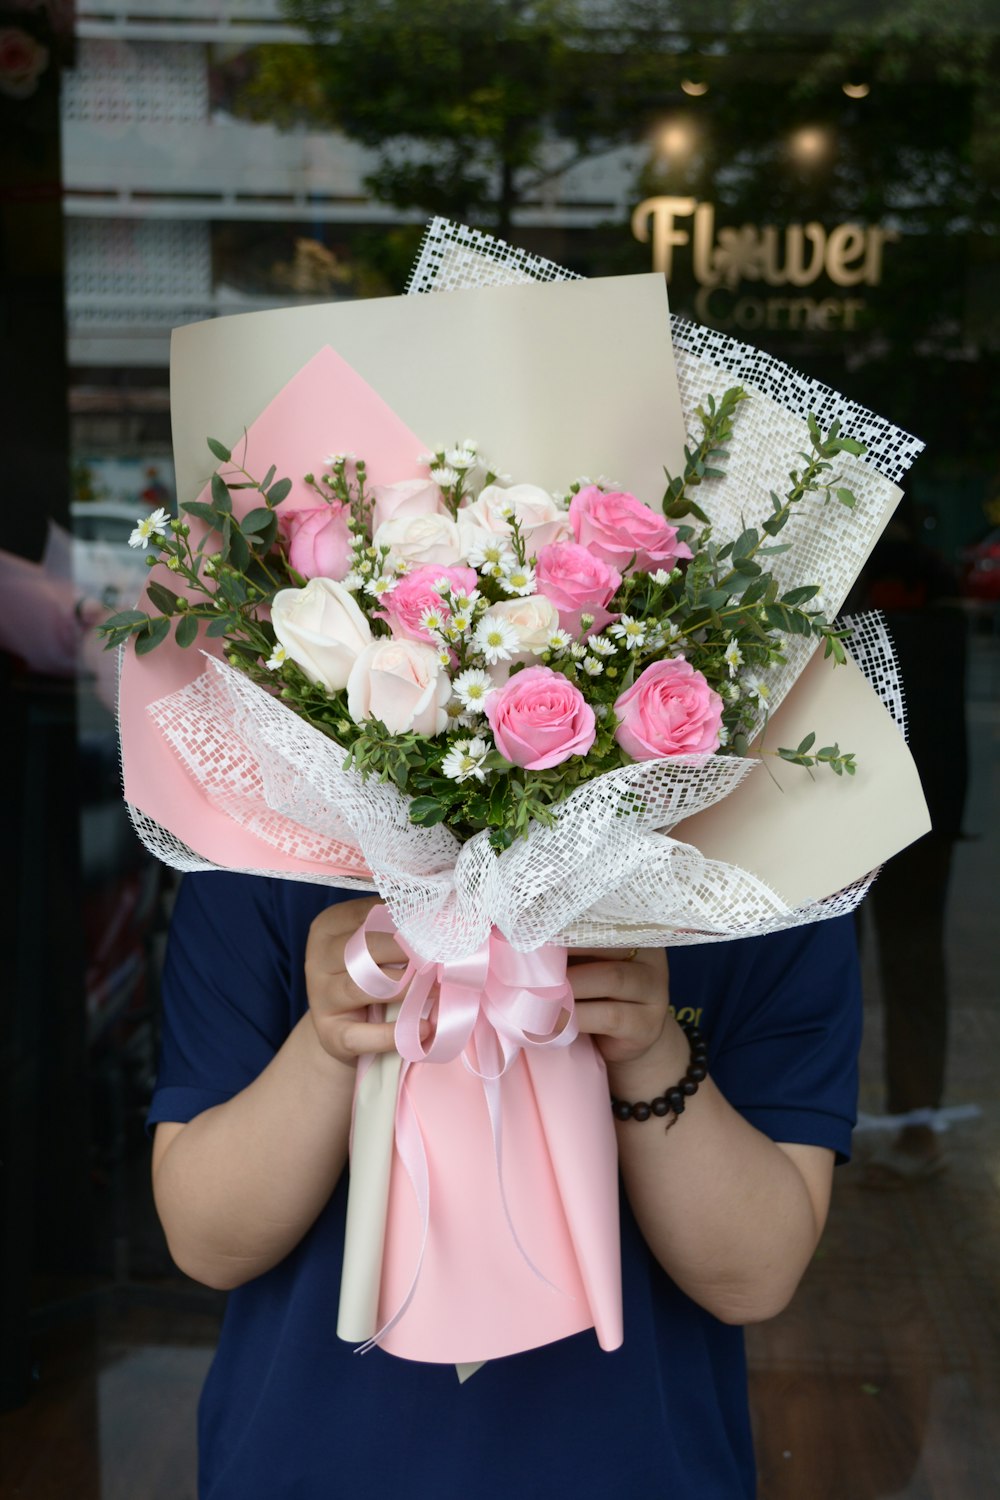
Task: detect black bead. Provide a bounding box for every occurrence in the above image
[687,1063,707,1083]
[632,1101,652,1122]
[612,1100,633,1121]
[652,1096,670,1116]
[666,1087,685,1113]
[681,1078,698,1096]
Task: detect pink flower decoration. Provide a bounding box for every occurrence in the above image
[282,504,353,582]
[486,665,596,770]
[613,658,723,760]
[378,564,478,644]
[534,540,621,638]
[569,485,693,575]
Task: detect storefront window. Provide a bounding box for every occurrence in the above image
[2,3,997,1492]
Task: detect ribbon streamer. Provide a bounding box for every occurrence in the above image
[344,905,579,1350]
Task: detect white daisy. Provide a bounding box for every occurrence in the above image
[499,565,536,597]
[724,638,744,677]
[569,642,588,660]
[449,611,472,633]
[609,615,646,648]
[364,574,396,597]
[265,643,288,671]
[128,507,170,550]
[743,673,770,706]
[430,465,459,488]
[340,571,364,592]
[717,724,730,747]
[588,634,617,657]
[546,629,572,653]
[452,668,494,711]
[466,537,516,574]
[582,656,604,676]
[650,569,673,586]
[441,736,490,783]
[473,615,520,665]
[446,447,477,470]
[419,605,449,635]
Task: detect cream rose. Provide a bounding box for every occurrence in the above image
[373,513,463,569]
[458,483,571,555]
[480,595,561,657]
[271,577,372,692]
[346,638,451,736]
[370,477,444,533]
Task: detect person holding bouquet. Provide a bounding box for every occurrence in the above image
[148,874,861,1499]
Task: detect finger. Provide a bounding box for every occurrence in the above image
[312,895,383,937]
[569,958,662,1004]
[312,1011,398,1060]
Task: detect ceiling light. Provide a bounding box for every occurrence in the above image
[842,81,870,99]
[681,79,709,97]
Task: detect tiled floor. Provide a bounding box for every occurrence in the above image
[4,633,997,1499]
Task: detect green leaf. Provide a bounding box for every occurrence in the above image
[733,527,759,559]
[133,616,171,656]
[182,500,221,527]
[211,474,232,513]
[408,796,447,827]
[267,477,293,506]
[146,581,182,616]
[732,556,762,577]
[781,585,820,606]
[205,615,232,638]
[175,613,199,648]
[835,486,857,509]
[207,437,231,462]
[229,527,251,572]
[261,464,276,492]
[797,731,817,754]
[101,608,148,630]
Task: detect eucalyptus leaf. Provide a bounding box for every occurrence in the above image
[207,437,231,462]
[175,613,199,648]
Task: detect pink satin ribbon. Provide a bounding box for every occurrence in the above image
[344,905,579,1351]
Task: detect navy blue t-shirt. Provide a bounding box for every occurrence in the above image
[149,872,862,1500]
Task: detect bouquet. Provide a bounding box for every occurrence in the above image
[110,222,929,1366]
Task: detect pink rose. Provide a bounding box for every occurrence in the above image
[370,477,444,533]
[534,540,621,637]
[347,637,451,736]
[378,564,479,644]
[569,485,693,575]
[0,28,49,100]
[485,665,596,770]
[613,658,723,760]
[282,503,352,581]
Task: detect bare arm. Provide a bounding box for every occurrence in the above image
[571,948,834,1325]
[152,896,403,1291]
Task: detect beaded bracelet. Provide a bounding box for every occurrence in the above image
[610,1022,708,1128]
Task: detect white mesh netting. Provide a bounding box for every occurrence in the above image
[130,221,922,957]
[133,604,901,959]
[406,219,922,737]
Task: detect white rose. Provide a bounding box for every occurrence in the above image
[370,477,444,533]
[271,577,372,692]
[347,637,451,736]
[482,595,561,656]
[458,483,571,555]
[373,513,463,568]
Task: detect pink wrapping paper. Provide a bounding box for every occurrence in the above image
[376,1037,622,1363]
[118,345,427,880]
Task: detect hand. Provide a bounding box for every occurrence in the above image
[567,946,672,1067]
[304,897,408,1066]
